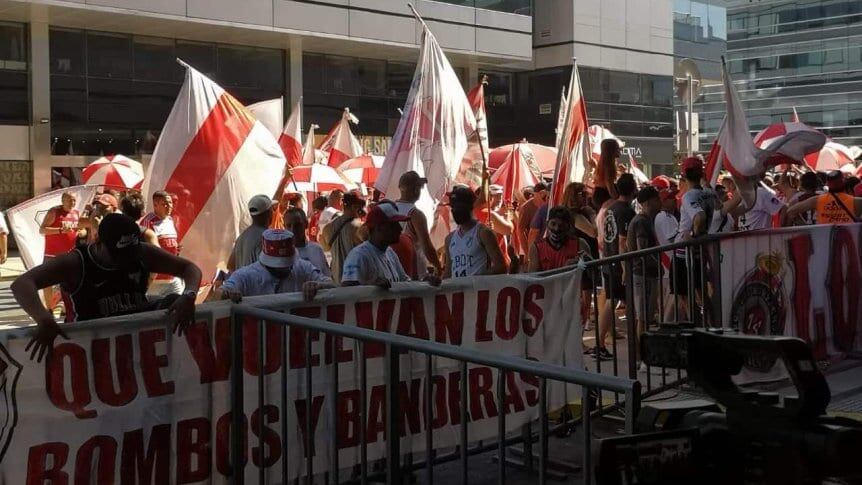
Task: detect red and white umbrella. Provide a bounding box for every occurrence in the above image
[588,125,625,163]
[288,163,355,193]
[338,154,384,185]
[805,142,858,173]
[490,144,540,203]
[753,122,837,171]
[81,155,144,189]
[488,141,557,176]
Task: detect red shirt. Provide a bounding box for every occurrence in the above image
[534,238,581,271]
[141,212,179,280]
[308,211,322,243]
[44,207,79,257]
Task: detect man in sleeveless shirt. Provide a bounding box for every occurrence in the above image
[527,206,588,272]
[787,170,862,224]
[12,214,202,362]
[443,186,506,278]
[392,171,441,278]
[141,190,183,297]
[39,191,80,310]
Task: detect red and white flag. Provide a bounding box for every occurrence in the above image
[376,16,477,217]
[549,60,590,207]
[320,108,363,168]
[301,123,321,166]
[555,86,568,149]
[247,98,284,140]
[791,106,801,123]
[143,62,284,280]
[279,99,304,167]
[456,78,489,188]
[628,152,650,186]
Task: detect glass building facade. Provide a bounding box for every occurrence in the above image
[698,0,862,149]
[49,28,285,156]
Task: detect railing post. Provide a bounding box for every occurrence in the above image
[624,260,637,380]
[711,238,723,326]
[385,343,401,484]
[624,382,641,435]
[230,312,245,485]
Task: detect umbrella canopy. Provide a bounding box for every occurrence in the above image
[81,155,144,188]
[588,125,625,163]
[805,142,858,173]
[490,144,540,203]
[288,163,355,193]
[488,141,556,176]
[754,122,832,170]
[338,154,385,185]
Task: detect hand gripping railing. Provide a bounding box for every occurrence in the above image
[229,304,641,485]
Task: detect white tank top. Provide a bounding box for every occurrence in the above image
[395,200,428,277]
[448,223,489,278]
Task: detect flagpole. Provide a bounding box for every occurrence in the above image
[476,74,492,230]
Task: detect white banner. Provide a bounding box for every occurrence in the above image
[0,270,582,483]
[719,224,862,361]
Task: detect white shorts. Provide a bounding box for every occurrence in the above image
[147,277,184,298]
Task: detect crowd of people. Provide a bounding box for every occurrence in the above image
[7,141,862,362]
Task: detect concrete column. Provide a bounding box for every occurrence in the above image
[30,21,52,196]
[465,61,480,90]
[288,36,303,123]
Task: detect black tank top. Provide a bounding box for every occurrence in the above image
[61,244,150,322]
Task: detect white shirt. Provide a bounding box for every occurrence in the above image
[654,211,679,268]
[297,242,331,277]
[0,211,7,235]
[341,241,409,285]
[677,187,716,241]
[709,209,734,234]
[737,185,784,231]
[448,223,489,278]
[317,206,341,232]
[222,259,330,297]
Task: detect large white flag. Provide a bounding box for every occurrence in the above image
[279,99,304,167]
[376,18,477,208]
[5,186,99,269]
[550,60,590,207]
[143,61,284,280]
[320,108,363,168]
[301,123,320,166]
[247,98,284,140]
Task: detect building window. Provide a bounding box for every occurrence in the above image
[0,22,28,125]
[49,28,284,156]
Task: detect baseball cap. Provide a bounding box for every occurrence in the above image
[258,229,296,268]
[365,200,410,228]
[248,194,274,216]
[659,187,679,201]
[95,193,119,210]
[98,214,142,255]
[826,170,845,191]
[650,175,671,190]
[448,185,477,206]
[681,156,703,172]
[489,184,504,195]
[399,171,428,187]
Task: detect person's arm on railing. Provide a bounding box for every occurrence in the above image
[142,244,202,335]
[11,254,79,362]
[785,197,817,224]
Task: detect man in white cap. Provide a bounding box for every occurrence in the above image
[219,229,334,302]
[228,194,274,271]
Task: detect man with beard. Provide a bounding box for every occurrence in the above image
[12,214,202,362]
[527,206,588,272]
[443,186,506,278]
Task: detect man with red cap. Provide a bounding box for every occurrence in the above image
[219,228,334,302]
[342,200,441,287]
[786,170,862,224]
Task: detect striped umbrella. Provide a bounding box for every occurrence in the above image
[753,122,834,170]
[490,144,540,203]
[338,154,385,185]
[804,142,858,173]
[81,155,144,188]
[488,141,556,176]
[288,163,356,193]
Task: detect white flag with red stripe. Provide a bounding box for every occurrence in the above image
[456,78,489,188]
[555,86,568,149]
[247,98,283,140]
[279,99,304,167]
[549,60,590,207]
[143,62,284,280]
[376,17,477,212]
[301,123,321,166]
[320,108,363,168]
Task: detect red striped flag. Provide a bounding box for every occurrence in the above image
[279,99,303,167]
[456,78,489,189]
[550,60,590,208]
[143,62,285,279]
[320,108,363,168]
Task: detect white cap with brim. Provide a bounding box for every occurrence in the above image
[248,194,275,216]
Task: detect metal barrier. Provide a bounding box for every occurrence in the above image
[537,235,724,404]
[229,303,641,485]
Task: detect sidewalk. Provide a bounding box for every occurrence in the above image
[0,250,25,282]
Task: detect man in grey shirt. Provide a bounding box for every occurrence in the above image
[228,194,274,271]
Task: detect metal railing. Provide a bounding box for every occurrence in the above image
[536,234,724,404]
[229,303,641,485]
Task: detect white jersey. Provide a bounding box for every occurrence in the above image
[448,223,489,278]
[395,200,428,277]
